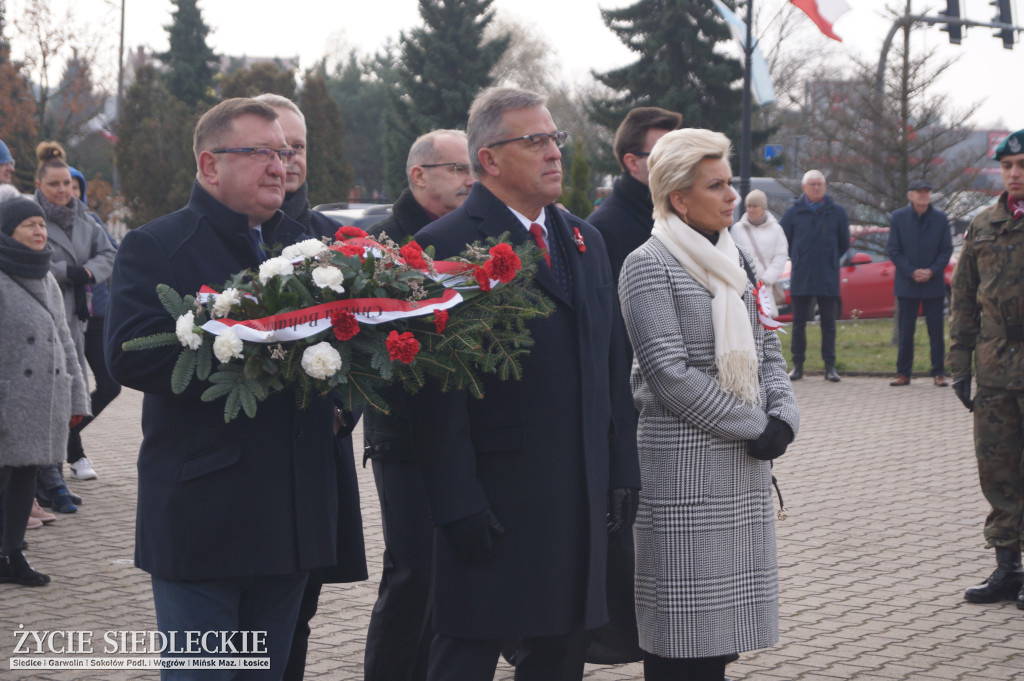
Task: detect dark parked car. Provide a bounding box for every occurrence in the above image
[775,227,957,321]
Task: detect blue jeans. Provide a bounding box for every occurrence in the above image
[150,572,308,680]
[896,297,945,377]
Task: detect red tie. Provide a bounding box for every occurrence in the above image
[529,223,551,267]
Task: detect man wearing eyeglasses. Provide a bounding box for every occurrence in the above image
[105,98,341,678]
[360,129,473,681]
[411,87,641,681]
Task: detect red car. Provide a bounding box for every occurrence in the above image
[775,227,956,321]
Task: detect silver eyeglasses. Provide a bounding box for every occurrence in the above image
[420,162,471,175]
[487,131,568,151]
[211,147,298,166]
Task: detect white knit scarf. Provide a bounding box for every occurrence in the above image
[652,214,759,403]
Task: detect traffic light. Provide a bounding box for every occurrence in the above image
[940,0,962,44]
[992,0,1014,49]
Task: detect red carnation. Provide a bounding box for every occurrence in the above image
[335,225,368,240]
[386,330,420,364]
[340,243,365,259]
[330,310,360,341]
[473,264,493,292]
[486,242,521,283]
[400,241,428,269]
[434,308,449,334]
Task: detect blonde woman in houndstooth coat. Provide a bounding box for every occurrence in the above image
[618,129,799,681]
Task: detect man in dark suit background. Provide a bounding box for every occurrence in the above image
[105,98,346,677]
[411,87,641,681]
[361,129,473,681]
[253,93,369,681]
[886,179,953,387]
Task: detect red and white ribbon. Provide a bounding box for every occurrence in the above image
[755,282,785,332]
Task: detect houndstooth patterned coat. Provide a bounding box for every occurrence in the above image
[619,236,799,659]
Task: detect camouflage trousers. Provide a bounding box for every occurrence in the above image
[974,387,1024,550]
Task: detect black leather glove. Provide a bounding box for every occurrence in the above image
[952,375,974,412]
[66,265,92,286]
[441,510,505,565]
[749,416,794,461]
[73,284,90,322]
[607,487,639,535]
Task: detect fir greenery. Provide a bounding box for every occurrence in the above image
[560,143,593,218]
[158,0,217,111]
[300,70,354,206]
[383,0,510,194]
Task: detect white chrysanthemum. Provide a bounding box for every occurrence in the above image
[301,342,343,380]
[175,311,203,350]
[258,256,294,284]
[281,238,326,260]
[311,265,345,293]
[212,287,241,318]
[212,327,244,363]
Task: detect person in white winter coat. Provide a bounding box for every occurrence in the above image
[729,189,788,300]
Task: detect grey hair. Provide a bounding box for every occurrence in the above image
[467,87,546,176]
[405,129,468,187]
[802,169,825,184]
[648,128,732,222]
[253,93,305,126]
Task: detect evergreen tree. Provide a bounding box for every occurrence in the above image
[384,0,510,194]
[591,0,743,135]
[300,70,353,207]
[559,143,593,218]
[116,64,195,228]
[221,61,296,100]
[159,0,217,110]
[326,47,398,199]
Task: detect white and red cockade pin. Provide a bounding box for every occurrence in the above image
[573,227,586,253]
[755,281,786,332]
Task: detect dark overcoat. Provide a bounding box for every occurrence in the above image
[105,182,341,581]
[412,182,641,639]
[887,204,953,300]
[780,194,850,297]
[587,173,655,282]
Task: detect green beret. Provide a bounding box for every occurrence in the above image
[993,129,1024,160]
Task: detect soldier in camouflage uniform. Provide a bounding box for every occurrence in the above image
[948,128,1024,610]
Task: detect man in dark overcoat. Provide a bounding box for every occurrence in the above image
[361,129,473,681]
[780,169,850,382]
[886,179,953,387]
[105,98,346,677]
[411,87,641,681]
[580,106,681,665]
[253,93,369,681]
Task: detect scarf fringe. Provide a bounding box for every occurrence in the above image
[717,349,759,405]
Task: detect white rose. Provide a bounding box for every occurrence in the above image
[258,256,295,284]
[212,327,244,363]
[175,311,203,350]
[311,265,345,293]
[281,238,326,261]
[212,288,241,318]
[301,342,343,380]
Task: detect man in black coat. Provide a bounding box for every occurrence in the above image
[411,87,641,681]
[587,106,682,282]
[105,98,344,677]
[253,94,369,681]
[886,179,953,387]
[580,106,681,665]
[362,129,473,681]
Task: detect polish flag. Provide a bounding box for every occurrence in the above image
[790,0,851,42]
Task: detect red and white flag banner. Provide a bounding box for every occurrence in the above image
[790,0,851,42]
[200,288,463,343]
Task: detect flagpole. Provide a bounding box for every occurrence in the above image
[739,0,753,206]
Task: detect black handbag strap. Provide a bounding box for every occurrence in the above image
[9,274,60,325]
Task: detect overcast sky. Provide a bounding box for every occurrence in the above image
[8,0,1019,130]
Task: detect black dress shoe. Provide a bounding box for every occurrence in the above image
[788,365,803,380]
[1017,583,1024,610]
[824,366,841,382]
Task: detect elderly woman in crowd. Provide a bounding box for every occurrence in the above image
[0,197,89,586]
[32,142,115,510]
[618,129,799,681]
[730,188,788,314]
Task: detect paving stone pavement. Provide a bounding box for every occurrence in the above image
[3,376,1023,680]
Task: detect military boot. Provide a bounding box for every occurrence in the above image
[964,546,1023,603]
